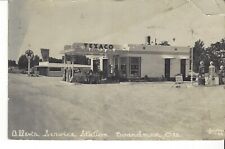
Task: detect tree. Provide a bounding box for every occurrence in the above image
[18,54,40,69]
[159,41,170,46]
[49,57,62,63]
[193,38,225,73]
[8,60,17,67]
[206,38,225,71]
[18,55,28,69]
[193,40,206,72]
[31,55,40,66]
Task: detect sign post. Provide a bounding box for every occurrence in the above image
[25,49,34,76]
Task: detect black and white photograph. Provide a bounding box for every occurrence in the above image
[7,0,225,140]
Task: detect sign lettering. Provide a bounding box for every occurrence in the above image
[84,43,114,50]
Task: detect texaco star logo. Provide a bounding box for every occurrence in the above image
[25,49,34,59]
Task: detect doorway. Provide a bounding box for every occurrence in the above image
[164,59,170,80]
[93,59,100,73]
[180,59,186,78]
[103,59,108,78]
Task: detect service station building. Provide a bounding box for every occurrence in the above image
[62,42,191,81]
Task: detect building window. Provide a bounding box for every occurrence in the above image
[120,57,127,76]
[130,57,141,77]
[49,67,61,71]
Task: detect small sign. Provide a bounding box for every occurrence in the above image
[25,49,34,59]
[175,75,183,84]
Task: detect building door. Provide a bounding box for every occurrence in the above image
[180,59,186,78]
[93,59,100,73]
[103,59,108,78]
[120,57,128,78]
[164,59,170,80]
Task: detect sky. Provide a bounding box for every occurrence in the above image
[8,0,225,60]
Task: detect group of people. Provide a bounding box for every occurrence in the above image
[198,61,225,86]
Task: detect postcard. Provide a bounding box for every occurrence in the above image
[8,0,225,140]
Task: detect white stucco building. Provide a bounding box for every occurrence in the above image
[62,42,191,81]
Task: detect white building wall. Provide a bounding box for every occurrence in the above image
[170,58,180,77]
[125,54,190,78]
[141,54,164,78]
[127,54,164,78]
[48,68,64,77]
[172,58,190,78]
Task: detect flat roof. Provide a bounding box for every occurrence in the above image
[35,62,91,68]
[61,42,191,55]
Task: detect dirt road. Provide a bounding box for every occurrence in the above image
[8,73,225,140]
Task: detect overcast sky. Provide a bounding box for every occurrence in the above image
[8,0,225,60]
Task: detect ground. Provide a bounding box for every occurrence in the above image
[8,73,225,140]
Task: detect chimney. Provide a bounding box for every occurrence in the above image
[62,56,65,63]
[40,48,49,62]
[146,36,151,45]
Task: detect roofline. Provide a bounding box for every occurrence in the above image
[67,42,192,48]
[61,42,192,54]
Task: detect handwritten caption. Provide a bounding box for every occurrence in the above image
[11,129,181,139]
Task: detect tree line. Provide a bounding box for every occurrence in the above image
[193,38,225,73]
